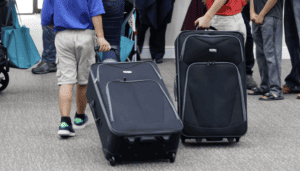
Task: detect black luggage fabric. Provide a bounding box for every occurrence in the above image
[175,30,247,143]
[86,61,183,165]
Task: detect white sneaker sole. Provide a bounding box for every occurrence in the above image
[73,124,86,130]
[58,130,75,137]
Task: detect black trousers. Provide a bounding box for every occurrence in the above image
[241,3,255,76]
[284,0,300,91]
[137,24,168,60]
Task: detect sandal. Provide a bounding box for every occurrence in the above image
[248,87,264,95]
[259,92,284,101]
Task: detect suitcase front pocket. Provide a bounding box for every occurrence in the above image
[182,62,246,129]
[105,79,181,135]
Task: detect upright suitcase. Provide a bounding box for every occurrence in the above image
[175,29,247,144]
[86,54,183,165]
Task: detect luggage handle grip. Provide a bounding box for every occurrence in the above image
[89,100,101,122]
[196,26,217,31]
[94,45,121,63]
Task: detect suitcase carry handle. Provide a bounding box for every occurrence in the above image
[196,26,217,31]
[94,45,121,63]
[125,135,170,144]
[89,100,101,122]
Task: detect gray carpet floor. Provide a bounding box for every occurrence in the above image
[0,59,300,171]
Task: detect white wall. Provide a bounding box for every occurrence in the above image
[16,0,33,13]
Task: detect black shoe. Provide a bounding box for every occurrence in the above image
[246,75,257,90]
[73,114,89,129]
[32,61,56,74]
[57,122,75,137]
[155,58,163,64]
[48,62,57,72]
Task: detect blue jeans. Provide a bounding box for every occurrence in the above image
[41,25,56,64]
[284,0,300,91]
[252,17,283,96]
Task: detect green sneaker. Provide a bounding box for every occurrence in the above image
[58,122,75,137]
[73,114,89,129]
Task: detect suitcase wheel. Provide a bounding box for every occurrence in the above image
[0,69,9,92]
[109,156,116,166]
[236,137,240,143]
[169,153,176,163]
[227,138,234,144]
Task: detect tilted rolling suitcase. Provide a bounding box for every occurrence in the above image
[86,58,183,165]
[174,29,247,144]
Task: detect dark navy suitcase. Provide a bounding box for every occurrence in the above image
[86,58,183,166]
[174,29,247,144]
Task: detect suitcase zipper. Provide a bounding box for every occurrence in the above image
[182,62,246,122]
[105,84,114,121]
[105,79,181,122]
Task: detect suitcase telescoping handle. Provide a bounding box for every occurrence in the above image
[94,45,121,63]
[196,26,217,31]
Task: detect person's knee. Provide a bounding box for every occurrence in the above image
[59,84,74,99]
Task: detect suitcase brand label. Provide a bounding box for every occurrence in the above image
[123,71,132,74]
[209,49,217,53]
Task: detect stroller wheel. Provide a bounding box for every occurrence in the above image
[0,69,9,92]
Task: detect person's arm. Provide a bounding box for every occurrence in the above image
[255,0,277,25]
[89,0,110,52]
[250,0,258,22]
[195,0,228,28]
[41,0,54,28]
[92,15,110,52]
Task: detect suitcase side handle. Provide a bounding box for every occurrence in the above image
[125,135,171,144]
[89,100,101,122]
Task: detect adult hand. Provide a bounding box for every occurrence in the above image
[194,16,211,29]
[97,37,111,52]
[255,14,264,25]
[250,12,258,22]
